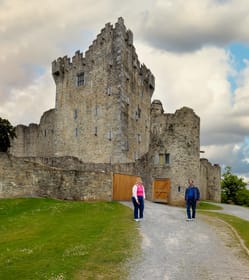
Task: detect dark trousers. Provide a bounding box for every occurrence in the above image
[132,196,144,219]
[186,199,197,219]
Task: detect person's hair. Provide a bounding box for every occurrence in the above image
[136,178,142,184]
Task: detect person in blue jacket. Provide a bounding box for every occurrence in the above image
[185,179,200,221]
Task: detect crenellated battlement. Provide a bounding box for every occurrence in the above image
[52,55,72,81]
[52,17,138,84]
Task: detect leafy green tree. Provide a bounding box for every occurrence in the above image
[235,189,249,206]
[221,166,247,204]
[0,117,16,152]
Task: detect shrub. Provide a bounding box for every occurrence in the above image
[235,189,249,206]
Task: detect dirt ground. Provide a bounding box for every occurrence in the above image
[122,201,249,280]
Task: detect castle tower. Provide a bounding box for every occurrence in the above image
[149,103,200,204]
[51,17,155,163]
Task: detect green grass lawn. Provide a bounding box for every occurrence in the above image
[197,201,223,210]
[0,198,139,280]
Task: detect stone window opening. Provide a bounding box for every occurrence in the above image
[137,133,141,144]
[108,130,112,141]
[95,106,99,116]
[74,109,78,120]
[125,140,129,151]
[75,127,78,137]
[94,127,98,136]
[159,153,170,165]
[135,106,141,120]
[134,151,139,161]
[137,105,141,118]
[77,72,85,87]
[106,87,112,96]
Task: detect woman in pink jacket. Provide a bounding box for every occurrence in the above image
[132,178,145,221]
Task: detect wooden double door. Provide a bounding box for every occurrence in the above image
[113,173,140,201]
[152,178,171,203]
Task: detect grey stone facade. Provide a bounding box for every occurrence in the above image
[8,18,221,204]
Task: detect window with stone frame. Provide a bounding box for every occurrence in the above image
[159,153,170,165]
[77,72,85,87]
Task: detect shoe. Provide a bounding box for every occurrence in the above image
[134,219,139,222]
[186,218,191,221]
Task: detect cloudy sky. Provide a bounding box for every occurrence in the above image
[1,0,249,181]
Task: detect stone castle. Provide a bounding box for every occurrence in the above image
[1,18,221,205]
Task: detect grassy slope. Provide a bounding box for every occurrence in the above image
[0,198,140,280]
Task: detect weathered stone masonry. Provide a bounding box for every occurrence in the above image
[5,18,221,204]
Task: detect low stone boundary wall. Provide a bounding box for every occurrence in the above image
[0,153,112,201]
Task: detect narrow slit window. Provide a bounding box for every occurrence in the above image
[74,109,78,120]
[108,130,112,141]
[165,153,170,164]
[137,133,141,144]
[107,87,111,95]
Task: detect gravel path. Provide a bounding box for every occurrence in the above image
[122,201,249,280]
[208,202,249,221]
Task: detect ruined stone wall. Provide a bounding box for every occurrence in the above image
[149,101,200,205]
[200,158,221,202]
[0,153,220,205]
[0,153,112,201]
[10,109,56,157]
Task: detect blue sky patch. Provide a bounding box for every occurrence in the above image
[226,43,249,92]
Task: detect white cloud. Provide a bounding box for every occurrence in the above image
[136,0,249,52]
[0,68,55,125]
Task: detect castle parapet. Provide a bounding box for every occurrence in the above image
[52,56,72,82]
[140,64,155,91]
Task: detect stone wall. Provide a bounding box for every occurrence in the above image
[10,109,56,157]
[0,153,112,201]
[149,101,201,205]
[200,158,221,202]
[0,153,220,205]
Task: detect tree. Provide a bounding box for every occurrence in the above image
[221,166,247,204]
[0,117,16,152]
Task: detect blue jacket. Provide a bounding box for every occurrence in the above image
[185,186,200,201]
